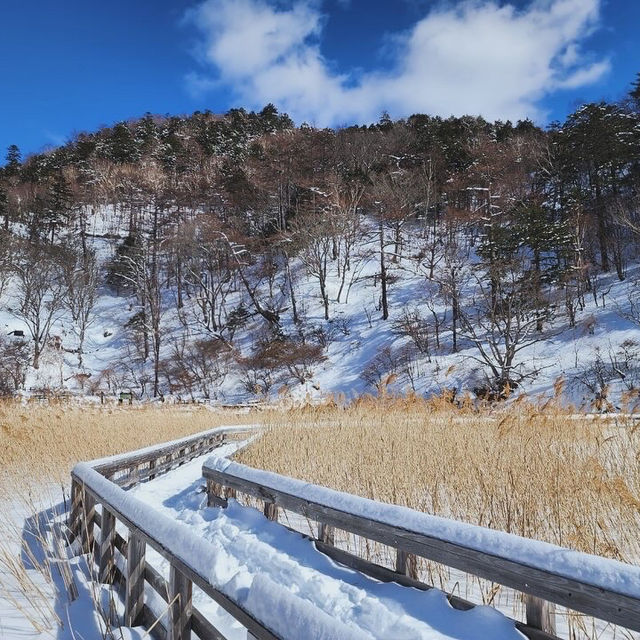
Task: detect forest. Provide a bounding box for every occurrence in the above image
[0,74,639,404]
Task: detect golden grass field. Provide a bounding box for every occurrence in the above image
[237,395,640,564]
[0,401,255,490]
[2,396,639,561]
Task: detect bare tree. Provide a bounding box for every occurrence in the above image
[293,211,334,320]
[12,246,67,369]
[63,247,99,366]
[459,261,552,393]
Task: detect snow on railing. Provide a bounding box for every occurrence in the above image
[203,456,640,640]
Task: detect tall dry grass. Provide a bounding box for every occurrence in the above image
[2,395,639,638]
[237,394,640,563]
[0,401,256,488]
[237,394,640,637]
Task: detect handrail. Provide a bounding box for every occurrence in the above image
[203,456,640,638]
[68,425,279,640]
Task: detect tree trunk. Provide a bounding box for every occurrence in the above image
[593,171,609,272]
[379,221,389,321]
[33,340,41,370]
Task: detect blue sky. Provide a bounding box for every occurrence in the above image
[0,0,638,157]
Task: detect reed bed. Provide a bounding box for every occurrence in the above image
[236,395,640,638]
[237,394,640,563]
[0,400,256,636]
[0,401,255,489]
[1,395,639,639]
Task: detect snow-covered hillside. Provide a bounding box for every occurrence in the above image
[2,204,640,409]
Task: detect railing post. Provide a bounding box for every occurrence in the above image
[99,507,116,584]
[263,501,278,522]
[525,595,556,635]
[81,488,96,556]
[318,523,335,545]
[148,459,156,481]
[125,532,146,627]
[206,479,228,508]
[168,564,192,640]
[395,549,418,580]
[69,479,82,541]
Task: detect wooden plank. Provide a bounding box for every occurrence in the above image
[203,464,640,632]
[395,549,418,580]
[93,428,254,477]
[317,523,335,545]
[192,609,227,640]
[69,480,82,541]
[99,508,116,584]
[312,539,556,640]
[125,532,146,627]
[168,565,192,640]
[207,479,228,508]
[143,604,168,640]
[141,556,227,640]
[263,502,278,522]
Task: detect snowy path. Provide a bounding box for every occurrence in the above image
[129,448,526,640]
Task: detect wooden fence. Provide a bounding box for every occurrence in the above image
[203,458,640,640]
[69,425,283,640]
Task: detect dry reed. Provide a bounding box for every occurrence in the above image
[0,401,256,488]
[237,394,640,563]
[0,400,255,637]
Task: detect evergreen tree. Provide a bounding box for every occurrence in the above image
[45,171,73,242]
[106,233,141,294]
[558,102,639,277]
[110,122,140,163]
[136,112,159,157]
[4,145,21,177]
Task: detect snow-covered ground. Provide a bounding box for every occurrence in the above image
[3,208,640,407]
[0,486,146,640]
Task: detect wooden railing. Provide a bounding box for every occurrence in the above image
[203,457,640,640]
[68,425,283,640]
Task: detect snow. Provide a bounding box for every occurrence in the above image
[3,434,634,640]
[0,487,147,640]
[86,423,256,469]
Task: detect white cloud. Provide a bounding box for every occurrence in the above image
[185,0,610,124]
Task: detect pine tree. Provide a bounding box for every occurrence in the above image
[4,145,21,177]
[136,112,159,157]
[110,122,140,164]
[45,171,73,242]
[559,102,639,277]
[106,234,141,294]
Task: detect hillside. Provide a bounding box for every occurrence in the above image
[0,95,639,408]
